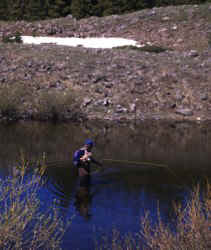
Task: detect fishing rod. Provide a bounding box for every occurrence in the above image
[32,158,177,178]
[102,158,168,168]
[102,158,178,178]
[45,158,167,170]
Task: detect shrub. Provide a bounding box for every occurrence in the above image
[0,83,29,120]
[34,89,83,121]
[140,186,211,250]
[2,32,22,43]
[0,153,72,249]
[115,45,169,53]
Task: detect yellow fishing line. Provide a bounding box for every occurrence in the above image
[102,158,178,178]
[102,158,168,168]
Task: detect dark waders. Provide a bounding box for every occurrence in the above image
[75,161,92,218]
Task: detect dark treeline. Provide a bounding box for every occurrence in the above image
[0,0,209,21]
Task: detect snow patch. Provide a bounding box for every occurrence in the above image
[21,36,142,49]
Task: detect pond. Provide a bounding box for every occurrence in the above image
[0,120,211,249]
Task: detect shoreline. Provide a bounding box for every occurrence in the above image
[0,112,210,125]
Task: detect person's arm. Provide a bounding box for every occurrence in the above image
[73,149,84,166]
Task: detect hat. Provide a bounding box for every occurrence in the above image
[85,139,94,146]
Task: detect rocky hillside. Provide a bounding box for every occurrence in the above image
[0,3,211,122]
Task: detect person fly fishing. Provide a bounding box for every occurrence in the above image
[73,139,102,219]
[73,139,102,180]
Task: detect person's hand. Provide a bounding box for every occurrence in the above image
[80,152,92,162]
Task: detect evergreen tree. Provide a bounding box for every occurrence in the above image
[48,0,71,18]
[7,0,28,20]
[96,0,150,17]
[0,0,9,20]
[96,0,113,16]
[155,0,206,6]
[41,0,51,18]
[0,0,209,21]
[71,0,95,19]
[25,0,43,20]
[120,0,149,13]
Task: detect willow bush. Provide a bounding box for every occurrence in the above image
[0,154,71,250]
[34,89,81,121]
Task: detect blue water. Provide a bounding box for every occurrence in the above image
[33,165,189,250]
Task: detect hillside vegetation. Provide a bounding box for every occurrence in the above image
[0,3,211,122]
[0,0,208,21]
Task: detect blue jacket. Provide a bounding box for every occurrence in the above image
[73,149,86,167]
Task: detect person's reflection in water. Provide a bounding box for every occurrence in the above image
[74,175,92,219]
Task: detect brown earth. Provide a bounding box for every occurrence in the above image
[0,3,211,122]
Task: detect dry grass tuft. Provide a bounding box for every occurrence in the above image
[140,184,211,250]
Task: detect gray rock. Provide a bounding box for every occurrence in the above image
[116,105,127,113]
[162,16,170,21]
[95,88,103,94]
[175,90,184,101]
[130,103,136,112]
[200,93,208,101]
[94,100,103,106]
[188,50,199,57]
[103,98,110,107]
[83,98,92,107]
[104,82,113,88]
[27,61,33,68]
[149,10,156,16]
[94,98,111,107]
[66,14,73,19]
[93,75,107,83]
[175,108,193,116]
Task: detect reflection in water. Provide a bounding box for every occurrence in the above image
[0,120,211,181]
[75,175,92,219]
[44,164,77,211]
[43,163,94,219]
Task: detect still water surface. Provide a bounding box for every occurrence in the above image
[0,120,211,249]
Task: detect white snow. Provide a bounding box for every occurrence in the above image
[21,36,141,49]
